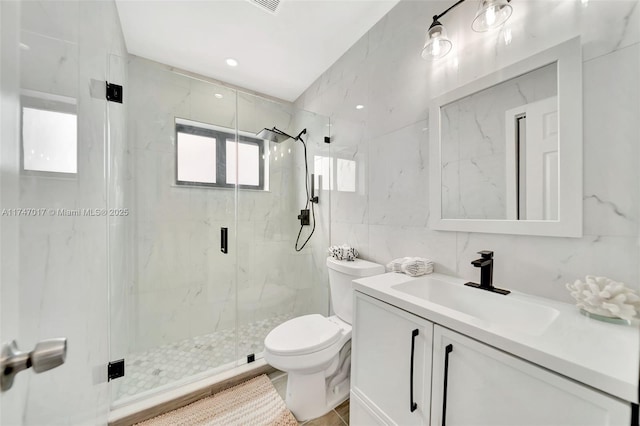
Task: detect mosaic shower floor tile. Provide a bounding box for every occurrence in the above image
[115,314,291,400]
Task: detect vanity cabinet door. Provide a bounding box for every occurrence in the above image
[350,391,387,426]
[431,326,631,426]
[351,292,433,425]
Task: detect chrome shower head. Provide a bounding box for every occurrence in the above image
[256,127,295,143]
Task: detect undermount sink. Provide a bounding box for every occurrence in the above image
[392,276,560,336]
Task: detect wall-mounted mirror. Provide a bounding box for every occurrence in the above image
[429,37,582,237]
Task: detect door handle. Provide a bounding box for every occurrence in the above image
[410,328,419,412]
[1,338,67,391]
[221,227,228,253]
[442,343,454,426]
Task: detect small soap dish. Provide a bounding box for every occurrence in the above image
[579,309,630,325]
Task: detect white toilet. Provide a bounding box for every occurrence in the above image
[264,256,385,421]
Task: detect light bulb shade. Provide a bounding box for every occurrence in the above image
[422,22,453,60]
[472,0,512,32]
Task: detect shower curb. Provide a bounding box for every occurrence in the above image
[108,360,276,426]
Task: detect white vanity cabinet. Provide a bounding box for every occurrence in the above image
[430,326,631,426]
[351,292,433,425]
[351,291,632,426]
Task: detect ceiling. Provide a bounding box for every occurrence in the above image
[115,0,400,102]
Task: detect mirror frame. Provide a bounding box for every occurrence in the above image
[429,37,582,237]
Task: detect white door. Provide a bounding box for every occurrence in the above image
[431,326,631,426]
[524,96,559,220]
[352,292,433,425]
[505,96,558,220]
[1,1,112,424]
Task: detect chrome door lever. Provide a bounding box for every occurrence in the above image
[1,338,67,391]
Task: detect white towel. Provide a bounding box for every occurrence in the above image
[328,244,359,261]
[387,257,434,277]
[386,257,411,272]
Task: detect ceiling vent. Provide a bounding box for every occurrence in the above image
[249,0,281,14]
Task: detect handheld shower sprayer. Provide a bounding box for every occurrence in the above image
[256,126,316,251]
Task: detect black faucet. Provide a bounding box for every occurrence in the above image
[464,251,510,295]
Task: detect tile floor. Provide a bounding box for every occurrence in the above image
[115,314,291,400]
[270,372,350,426]
[301,400,350,426]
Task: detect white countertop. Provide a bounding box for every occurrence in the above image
[353,272,640,404]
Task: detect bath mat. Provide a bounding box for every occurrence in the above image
[136,374,298,426]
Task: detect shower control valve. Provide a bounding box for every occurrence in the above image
[298,209,310,226]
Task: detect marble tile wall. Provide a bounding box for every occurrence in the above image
[12,0,128,424]
[127,56,330,354]
[296,0,640,303]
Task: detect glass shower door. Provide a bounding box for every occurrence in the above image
[109,59,240,405]
[105,54,333,407]
[235,93,331,364]
[1,0,115,423]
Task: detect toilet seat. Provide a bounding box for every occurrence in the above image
[265,314,341,356]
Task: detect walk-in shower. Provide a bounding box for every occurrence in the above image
[108,56,332,407]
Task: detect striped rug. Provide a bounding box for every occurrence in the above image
[137,374,298,426]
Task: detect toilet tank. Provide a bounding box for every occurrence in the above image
[326,257,385,324]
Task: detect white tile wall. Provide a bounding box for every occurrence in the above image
[296,0,640,302]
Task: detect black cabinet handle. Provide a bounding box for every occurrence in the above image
[221,227,228,254]
[410,328,419,413]
[442,343,454,426]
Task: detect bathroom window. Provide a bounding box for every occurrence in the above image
[21,93,78,175]
[176,119,265,189]
[336,158,356,192]
[314,155,334,190]
[314,155,356,193]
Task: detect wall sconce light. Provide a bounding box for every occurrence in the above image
[422,0,513,61]
[422,19,453,60]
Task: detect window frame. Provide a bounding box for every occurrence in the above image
[175,121,265,190]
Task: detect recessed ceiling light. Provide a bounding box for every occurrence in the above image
[356,104,364,110]
[214,93,223,99]
[226,58,238,67]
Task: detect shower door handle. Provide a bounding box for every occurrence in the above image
[1,338,67,391]
[221,227,228,254]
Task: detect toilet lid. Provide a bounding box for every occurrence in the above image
[265,314,342,356]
